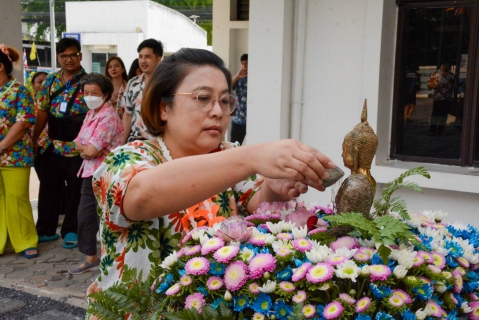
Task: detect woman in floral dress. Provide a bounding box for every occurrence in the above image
[0,45,38,258]
[87,49,334,304]
[105,56,128,119]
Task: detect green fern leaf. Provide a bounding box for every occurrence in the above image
[219,301,233,317]
[202,305,219,318]
[377,244,392,265]
[324,212,381,240]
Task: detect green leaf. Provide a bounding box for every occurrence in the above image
[202,305,219,319]
[219,301,233,317]
[377,244,392,265]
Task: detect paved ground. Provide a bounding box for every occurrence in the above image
[0,171,96,318]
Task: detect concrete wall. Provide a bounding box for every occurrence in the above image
[0,0,24,83]
[215,0,479,226]
[66,0,207,72]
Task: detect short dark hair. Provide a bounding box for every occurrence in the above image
[80,73,114,101]
[57,37,81,55]
[0,46,20,76]
[32,71,48,84]
[137,39,163,57]
[142,48,232,136]
[105,56,128,82]
[240,54,248,62]
[127,58,140,80]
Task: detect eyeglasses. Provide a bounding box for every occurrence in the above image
[59,52,80,61]
[174,91,237,114]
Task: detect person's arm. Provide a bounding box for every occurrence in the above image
[32,79,51,154]
[32,109,48,150]
[122,112,132,143]
[120,83,132,143]
[123,139,334,221]
[0,122,33,153]
[80,144,101,159]
[232,67,247,87]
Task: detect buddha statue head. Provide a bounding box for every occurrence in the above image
[341,100,378,186]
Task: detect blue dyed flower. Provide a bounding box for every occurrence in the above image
[156,281,169,293]
[444,240,463,258]
[233,295,249,312]
[274,300,292,319]
[198,286,208,296]
[446,256,459,268]
[211,297,225,310]
[257,226,269,234]
[400,309,416,320]
[178,269,186,277]
[412,283,433,300]
[446,311,458,320]
[356,314,372,320]
[260,247,271,254]
[369,283,392,299]
[209,261,227,276]
[277,266,293,281]
[251,293,272,314]
[375,311,395,320]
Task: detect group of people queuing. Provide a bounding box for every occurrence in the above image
[0,37,166,273]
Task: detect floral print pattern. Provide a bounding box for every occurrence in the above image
[35,68,88,157]
[121,74,152,142]
[0,79,35,167]
[109,80,127,119]
[232,77,247,125]
[90,140,261,293]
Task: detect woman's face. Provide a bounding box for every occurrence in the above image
[107,59,125,79]
[33,74,46,93]
[83,83,104,98]
[161,66,230,157]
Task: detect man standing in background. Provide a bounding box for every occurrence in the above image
[230,53,248,145]
[122,39,163,143]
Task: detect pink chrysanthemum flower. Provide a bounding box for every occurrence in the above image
[417,250,434,263]
[180,275,192,286]
[201,237,225,255]
[457,256,470,268]
[450,293,458,305]
[292,290,307,303]
[426,301,443,317]
[245,221,255,227]
[392,289,412,303]
[353,250,370,263]
[326,256,347,266]
[185,245,201,256]
[431,251,446,269]
[302,304,317,319]
[306,263,334,283]
[177,247,185,258]
[471,293,479,301]
[472,263,479,271]
[470,301,479,319]
[279,281,295,293]
[249,234,267,246]
[224,260,249,291]
[369,264,391,281]
[428,264,441,274]
[330,236,359,252]
[181,232,193,244]
[213,245,239,264]
[277,247,292,257]
[292,262,312,282]
[249,282,260,294]
[277,233,293,240]
[453,269,463,293]
[165,283,181,296]
[360,247,375,257]
[292,238,313,252]
[389,294,404,307]
[308,227,328,235]
[206,276,224,291]
[185,257,210,276]
[356,297,371,313]
[413,254,425,267]
[323,301,344,319]
[252,313,265,320]
[249,253,277,279]
[185,292,205,314]
[258,224,270,232]
[339,293,356,304]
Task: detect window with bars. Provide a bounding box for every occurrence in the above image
[230,0,249,21]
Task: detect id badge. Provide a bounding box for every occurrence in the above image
[59,101,68,114]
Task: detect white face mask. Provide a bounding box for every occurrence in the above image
[84,96,104,110]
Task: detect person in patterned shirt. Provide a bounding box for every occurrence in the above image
[86,49,335,316]
[121,39,163,143]
[32,37,87,248]
[0,44,38,259]
[230,53,248,145]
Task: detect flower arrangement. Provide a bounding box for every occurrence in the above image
[88,167,479,319]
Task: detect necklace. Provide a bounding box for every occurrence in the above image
[156,135,172,161]
[0,79,17,99]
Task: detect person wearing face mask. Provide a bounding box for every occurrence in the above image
[69,73,123,274]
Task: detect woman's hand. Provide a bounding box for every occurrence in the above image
[250,139,334,185]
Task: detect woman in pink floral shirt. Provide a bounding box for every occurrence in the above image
[69,73,123,274]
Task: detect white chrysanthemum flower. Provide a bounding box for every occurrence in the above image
[159,251,178,270]
[266,221,283,234]
[199,234,210,245]
[331,247,357,259]
[192,229,206,240]
[335,260,360,282]
[305,248,328,263]
[258,280,276,293]
[291,226,308,239]
[240,248,255,262]
[264,234,275,245]
[464,251,479,264]
[392,249,416,269]
[360,265,370,276]
[431,245,450,256]
[357,238,376,248]
[224,291,232,301]
[407,212,424,228]
[229,241,241,247]
[450,221,469,230]
[393,265,408,279]
[435,281,447,293]
[461,302,472,313]
[415,308,427,320]
[282,221,295,231]
[272,240,292,253]
[424,303,435,316]
[423,209,448,222]
[251,228,263,237]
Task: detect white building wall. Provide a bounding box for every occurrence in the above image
[216,0,479,226]
[66,1,207,72]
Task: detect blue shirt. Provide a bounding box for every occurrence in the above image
[232,77,247,125]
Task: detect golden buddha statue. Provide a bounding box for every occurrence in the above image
[334,100,378,219]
